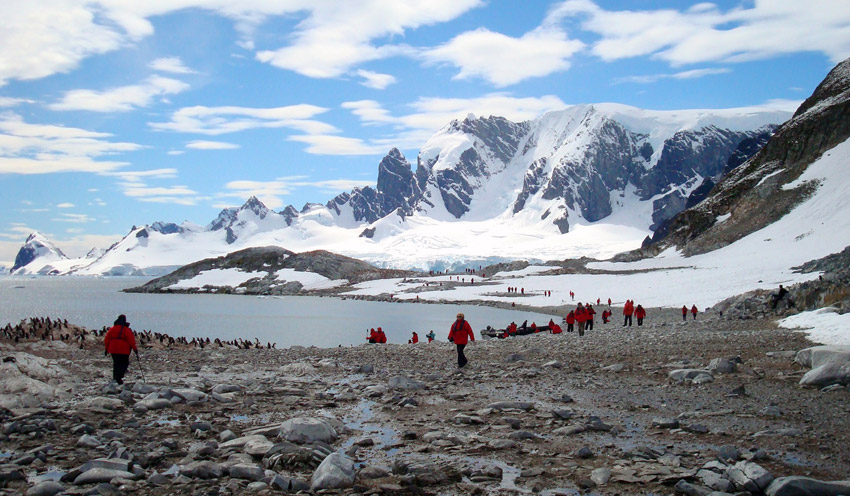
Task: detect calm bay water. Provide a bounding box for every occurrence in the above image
[0,276,554,348]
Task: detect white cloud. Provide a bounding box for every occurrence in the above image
[613,67,731,84]
[150,104,333,135]
[0,112,140,174]
[255,1,482,78]
[220,176,375,209]
[186,140,240,150]
[552,0,850,66]
[57,203,75,208]
[356,69,397,90]
[343,94,568,149]
[288,135,385,155]
[0,97,34,107]
[423,26,585,86]
[149,56,195,74]
[52,213,94,223]
[48,76,189,112]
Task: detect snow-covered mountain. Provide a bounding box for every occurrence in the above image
[11,102,793,275]
[10,232,68,275]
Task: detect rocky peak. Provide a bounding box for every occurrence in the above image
[10,232,67,273]
[794,57,850,118]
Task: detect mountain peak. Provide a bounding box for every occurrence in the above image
[11,231,67,273]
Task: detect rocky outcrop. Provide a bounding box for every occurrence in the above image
[652,56,850,255]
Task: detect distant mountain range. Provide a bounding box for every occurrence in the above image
[10,91,813,276]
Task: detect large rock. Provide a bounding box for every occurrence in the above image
[179,460,225,479]
[725,461,774,493]
[26,481,65,496]
[799,360,850,388]
[311,453,355,490]
[794,345,850,368]
[766,476,850,496]
[388,376,425,391]
[668,369,714,383]
[73,468,139,485]
[280,417,337,444]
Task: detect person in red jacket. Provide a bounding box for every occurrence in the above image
[376,327,387,343]
[448,312,475,368]
[635,304,647,326]
[586,304,596,331]
[575,303,587,336]
[103,314,138,385]
[623,300,634,327]
[367,328,379,343]
[411,331,419,344]
[565,310,575,333]
[682,305,688,321]
[691,305,698,320]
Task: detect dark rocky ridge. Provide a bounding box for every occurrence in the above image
[125,246,415,295]
[649,56,850,256]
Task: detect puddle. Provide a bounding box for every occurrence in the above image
[0,452,11,459]
[150,418,180,427]
[231,414,249,422]
[29,469,65,483]
[342,399,399,457]
[783,453,817,467]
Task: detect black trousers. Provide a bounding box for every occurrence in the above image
[111,353,130,384]
[567,323,574,332]
[637,318,643,326]
[624,315,632,326]
[456,344,468,368]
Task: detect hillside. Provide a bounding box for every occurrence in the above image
[126,246,415,295]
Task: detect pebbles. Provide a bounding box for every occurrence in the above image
[0,309,848,494]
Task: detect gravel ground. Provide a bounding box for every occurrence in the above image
[1,306,848,495]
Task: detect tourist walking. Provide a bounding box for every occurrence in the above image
[565,310,575,333]
[623,300,634,327]
[635,304,646,326]
[448,312,475,368]
[576,303,586,336]
[103,314,138,385]
[681,305,688,321]
[691,305,698,320]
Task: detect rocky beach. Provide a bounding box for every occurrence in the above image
[2,306,849,496]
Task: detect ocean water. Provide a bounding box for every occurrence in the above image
[0,276,555,348]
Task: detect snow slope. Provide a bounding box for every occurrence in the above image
[343,137,850,344]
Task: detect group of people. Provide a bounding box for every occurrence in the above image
[622,300,647,326]
[564,303,598,336]
[681,305,699,320]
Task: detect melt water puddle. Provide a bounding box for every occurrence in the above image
[342,399,399,459]
[29,469,65,483]
[0,452,11,459]
[230,413,272,424]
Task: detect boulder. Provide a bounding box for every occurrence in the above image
[279,417,337,444]
[799,361,850,388]
[669,369,714,384]
[725,461,774,493]
[707,358,738,374]
[73,468,139,485]
[794,345,850,368]
[179,460,225,479]
[311,453,355,490]
[26,481,65,496]
[229,464,265,481]
[388,376,425,391]
[766,476,850,496]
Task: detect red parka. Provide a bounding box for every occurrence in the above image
[565,311,575,324]
[635,306,647,319]
[449,319,475,345]
[104,325,137,355]
[623,300,634,316]
[575,306,587,322]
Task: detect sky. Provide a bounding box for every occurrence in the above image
[1,0,849,265]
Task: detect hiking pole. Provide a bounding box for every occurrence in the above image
[136,352,146,383]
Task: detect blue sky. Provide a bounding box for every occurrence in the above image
[1,0,849,263]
